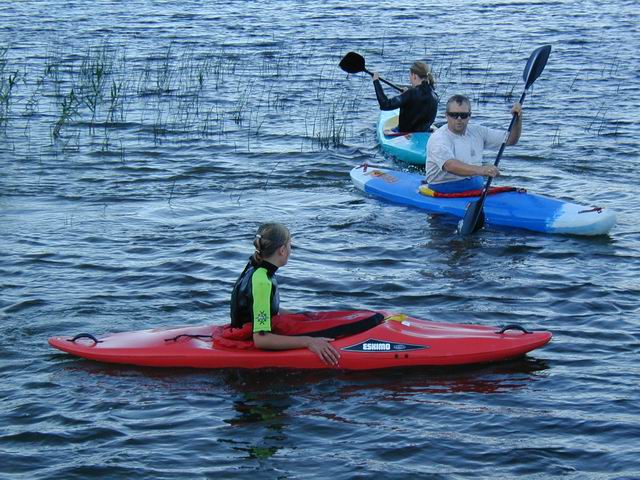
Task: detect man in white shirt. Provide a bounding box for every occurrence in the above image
[426,94,522,193]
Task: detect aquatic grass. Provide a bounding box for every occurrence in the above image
[309,98,349,150]
[61,131,81,152]
[259,48,295,78]
[137,61,154,96]
[594,108,618,137]
[23,76,43,118]
[604,48,620,78]
[200,105,226,139]
[8,42,268,149]
[244,104,267,152]
[0,40,558,160]
[78,44,114,122]
[136,45,182,97]
[210,48,238,90]
[152,108,169,145]
[499,68,518,102]
[107,78,127,124]
[551,126,561,148]
[0,41,413,151]
[0,48,19,129]
[585,101,607,135]
[262,160,281,190]
[168,177,177,204]
[611,119,620,137]
[42,45,64,98]
[0,73,18,128]
[100,134,125,162]
[176,47,239,93]
[476,56,492,103]
[570,69,581,90]
[231,84,253,126]
[156,45,176,94]
[0,42,359,151]
[52,88,79,140]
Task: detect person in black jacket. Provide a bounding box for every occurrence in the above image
[372,61,438,133]
[230,223,340,366]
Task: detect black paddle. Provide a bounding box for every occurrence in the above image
[459,45,552,235]
[339,52,404,92]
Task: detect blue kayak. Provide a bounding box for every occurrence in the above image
[377,109,429,166]
[351,165,616,236]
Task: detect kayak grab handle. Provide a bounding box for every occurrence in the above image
[495,324,532,335]
[67,333,103,344]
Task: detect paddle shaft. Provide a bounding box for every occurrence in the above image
[472,90,527,211]
[364,68,404,92]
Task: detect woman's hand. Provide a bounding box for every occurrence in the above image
[306,337,340,366]
[252,332,340,366]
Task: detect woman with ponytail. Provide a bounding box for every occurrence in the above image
[372,60,438,133]
[230,223,340,366]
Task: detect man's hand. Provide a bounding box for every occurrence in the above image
[480,165,500,177]
[511,102,522,117]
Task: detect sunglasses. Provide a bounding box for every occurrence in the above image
[446,111,471,119]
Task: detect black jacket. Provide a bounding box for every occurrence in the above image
[230,257,280,329]
[374,79,438,132]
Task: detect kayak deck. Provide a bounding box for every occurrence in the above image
[377,109,429,166]
[351,165,616,236]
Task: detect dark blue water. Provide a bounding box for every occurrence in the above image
[1,1,639,478]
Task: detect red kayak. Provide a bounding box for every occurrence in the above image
[48,310,551,370]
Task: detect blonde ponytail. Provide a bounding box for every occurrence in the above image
[410,61,436,88]
[425,71,436,88]
[252,223,290,263]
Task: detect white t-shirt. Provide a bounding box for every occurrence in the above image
[426,123,505,184]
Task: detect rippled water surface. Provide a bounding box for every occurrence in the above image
[1,1,639,479]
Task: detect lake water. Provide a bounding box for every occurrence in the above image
[1,1,639,478]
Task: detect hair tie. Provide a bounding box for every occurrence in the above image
[254,234,263,259]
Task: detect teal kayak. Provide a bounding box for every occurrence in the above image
[377,109,429,166]
[351,165,616,236]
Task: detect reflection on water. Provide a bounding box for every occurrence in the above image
[49,357,551,464]
[225,398,288,460]
[56,355,550,397]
